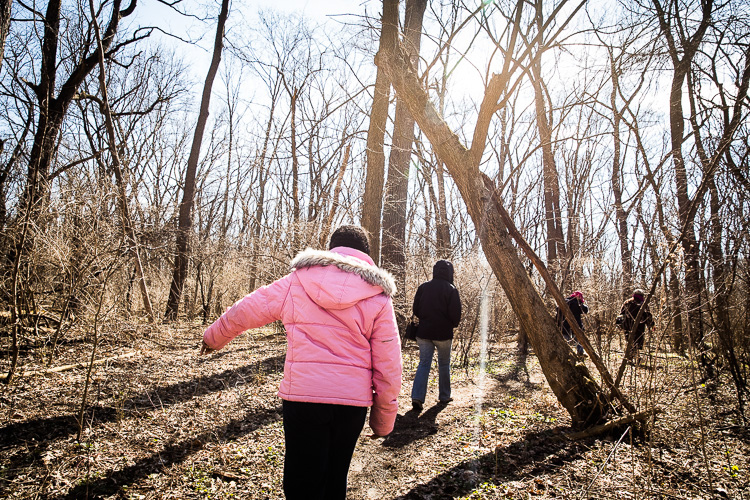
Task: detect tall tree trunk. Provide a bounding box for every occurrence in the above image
[0,0,11,72]
[362,0,399,264]
[165,0,229,320]
[530,3,565,276]
[382,0,427,311]
[609,48,633,296]
[376,33,608,427]
[653,0,713,348]
[434,50,452,257]
[530,63,566,275]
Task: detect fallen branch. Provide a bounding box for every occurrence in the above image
[566,408,662,440]
[2,351,137,379]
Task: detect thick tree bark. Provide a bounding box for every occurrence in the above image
[609,50,633,295]
[653,0,713,348]
[0,0,11,72]
[165,0,229,320]
[376,40,607,427]
[362,0,399,264]
[530,55,565,274]
[381,0,428,308]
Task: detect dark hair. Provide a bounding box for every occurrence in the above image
[329,225,371,255]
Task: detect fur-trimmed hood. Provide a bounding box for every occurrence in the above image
[291,247,397,297]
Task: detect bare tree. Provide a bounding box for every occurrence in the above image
[376,0,614,427]
[362,0,399,264]
[87,0,154,322]
[0,0,10,71]
[381,0,428,323]
[20,0,138,216]
[165,0,230,320]
[526,2,566,275]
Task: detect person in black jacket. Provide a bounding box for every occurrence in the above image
[555,291,588,356]
[410,260,462,411]
[618,288,654,364]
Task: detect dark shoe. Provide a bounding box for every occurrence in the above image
[438,397,453,404]
[412,399,423,411]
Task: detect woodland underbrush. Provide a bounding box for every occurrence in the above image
[0,318,747,499]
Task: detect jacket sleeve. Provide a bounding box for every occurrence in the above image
[368,297,403,436]
[642,304,655,327]
[412,285,423,318]
[203,274,292,350]
[449,287,462,328]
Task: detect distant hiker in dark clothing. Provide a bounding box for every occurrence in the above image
[555,291,588,356]
[618,288,654,363]
[410,260,462,411]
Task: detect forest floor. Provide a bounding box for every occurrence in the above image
[1,321,749,499]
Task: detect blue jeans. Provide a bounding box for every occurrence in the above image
[411,337,452,403]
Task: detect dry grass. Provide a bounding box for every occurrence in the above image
[0,321,748,499]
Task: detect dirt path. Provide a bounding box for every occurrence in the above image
[1,325,748,499]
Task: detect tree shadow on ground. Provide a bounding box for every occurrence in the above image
[492,352,541,395]
[56,405,283,499]
[0,354,285,494]
[382,402,449,448]
[393,428,585,499]
[0,354,285,447]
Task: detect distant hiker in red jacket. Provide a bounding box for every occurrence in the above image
[555,291,588,356]
[201,225,402,500]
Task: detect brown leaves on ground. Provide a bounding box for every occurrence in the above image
[0,324,748,499]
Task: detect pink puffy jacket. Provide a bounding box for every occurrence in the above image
[203,247,402,436]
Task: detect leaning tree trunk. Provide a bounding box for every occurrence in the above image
[376,41,607,428]
[165,0,230,320]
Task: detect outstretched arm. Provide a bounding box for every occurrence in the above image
[203,274,292,351]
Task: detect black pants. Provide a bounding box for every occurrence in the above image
[282,400,367,500]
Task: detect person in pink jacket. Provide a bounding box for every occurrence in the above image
[201,225,402,500]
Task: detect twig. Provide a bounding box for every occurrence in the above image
[582,426,630,499]
[3,351,136,378]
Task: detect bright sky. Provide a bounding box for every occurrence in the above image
[131,0,375,83]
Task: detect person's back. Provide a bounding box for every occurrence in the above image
[621,295,653,334]
[555,291,588,355]
[413,261,461,340]
[620,289,654,363]
[201,225,402,500]
[411,260,462,410]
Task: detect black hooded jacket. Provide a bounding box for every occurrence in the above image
[412,260,462,341]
